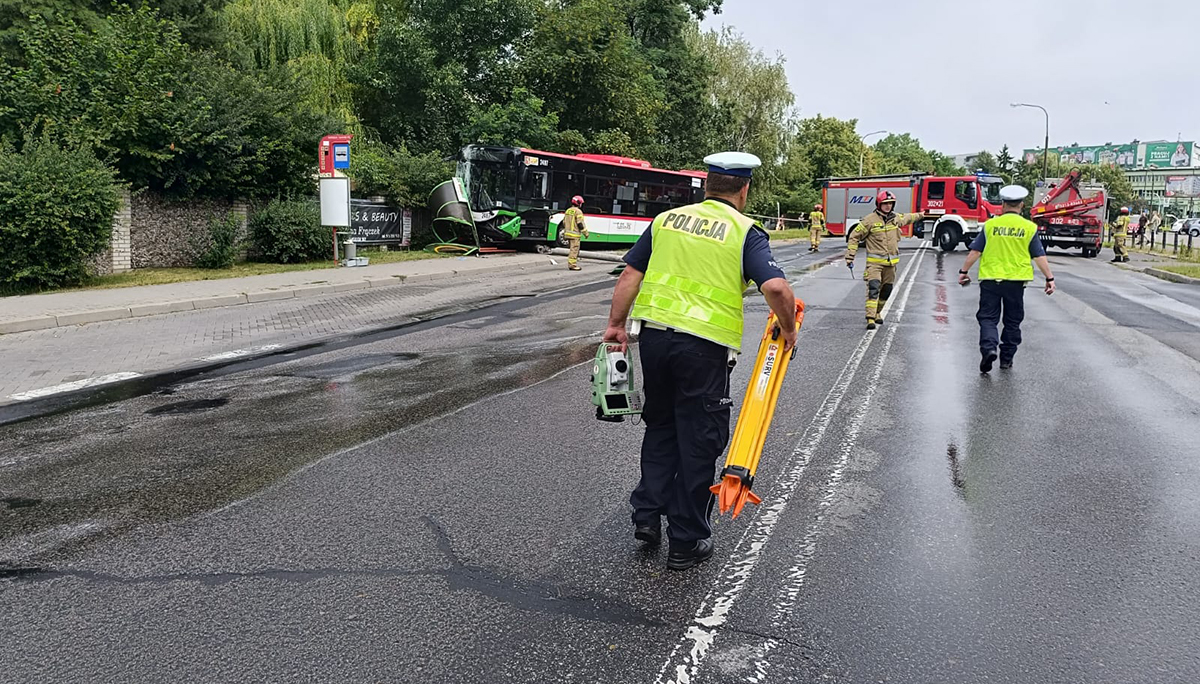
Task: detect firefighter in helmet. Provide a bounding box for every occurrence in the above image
[563,195,589,271]
[846,190,925,329]
[809,203,825,253]
[1110,206,1130,263]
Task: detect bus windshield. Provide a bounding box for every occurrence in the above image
[458,160,517,212]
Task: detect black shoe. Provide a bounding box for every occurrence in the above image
[634,524,661,546]
[866,319,877,330]
[980,350,998,374]
[667,538,714,571]
[1000,359,1013,370]
[1110,257,1121,263]
[875,312,884,324]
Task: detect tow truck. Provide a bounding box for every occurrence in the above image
[1030,170,1108,258]
[821,173,1005,252]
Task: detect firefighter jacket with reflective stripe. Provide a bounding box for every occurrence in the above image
[978,212,1037,281]
[562,207,587,239]
[630,200,753,351]
[846,209,923,266]
[809,210,825,230]
[1111,215,1129,238]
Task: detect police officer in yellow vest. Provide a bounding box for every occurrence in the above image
[809,203,825,253]
[603,152,798,571]
[1110,206,1130,263]
[958,185,1056,373]
[562,195,589,270]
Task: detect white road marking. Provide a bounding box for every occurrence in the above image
[746,245,928,682]
[7,372,143,402]
[655,244,929,684]
[197,344,283,363]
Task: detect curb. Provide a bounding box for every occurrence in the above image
[0,259,556,336]
[1142,267,1200,285]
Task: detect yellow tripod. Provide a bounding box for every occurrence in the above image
[710,298,805,519]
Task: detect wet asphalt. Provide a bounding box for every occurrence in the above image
[2,241,1199,683]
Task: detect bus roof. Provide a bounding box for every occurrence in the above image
[521,148,707,179]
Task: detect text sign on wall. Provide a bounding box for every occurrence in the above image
[350,200,411,245]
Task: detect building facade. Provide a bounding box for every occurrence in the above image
[1022,140,1198,213]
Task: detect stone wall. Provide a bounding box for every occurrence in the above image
[130,192,246,269]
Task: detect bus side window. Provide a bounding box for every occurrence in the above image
[528,171,549,200]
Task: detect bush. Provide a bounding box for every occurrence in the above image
[193,212,243,269]
[0,135,120,291]
[249,199,328,263]
[349,141,454,208]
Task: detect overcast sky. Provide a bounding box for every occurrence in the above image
[703,0,1200,156]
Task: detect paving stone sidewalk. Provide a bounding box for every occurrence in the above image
[0,254,605,403]
[0,253,557,335]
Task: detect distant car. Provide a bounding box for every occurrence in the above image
[1169,217,1200,237]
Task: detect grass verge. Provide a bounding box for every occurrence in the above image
[767,228,811,241]
[1156,264,1200,279]
[44,248,445,293]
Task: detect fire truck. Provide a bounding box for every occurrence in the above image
[821,173,1005,251]
[1030,170,1108,258]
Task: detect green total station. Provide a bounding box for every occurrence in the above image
[591,343,642,422]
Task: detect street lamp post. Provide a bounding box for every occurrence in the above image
[859,130,888,177]
[1011,103,1049,182]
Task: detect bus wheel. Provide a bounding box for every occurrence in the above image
[556,231,570,249]
[937,226,960,252]
[536,244,551,254]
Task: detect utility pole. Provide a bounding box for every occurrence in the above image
[858,130,888,177]
[1011,103,1049,181]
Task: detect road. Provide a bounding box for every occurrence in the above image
[3,240,1200,683]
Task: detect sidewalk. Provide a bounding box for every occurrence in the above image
[0,253,555,335]
[0,252,607,404]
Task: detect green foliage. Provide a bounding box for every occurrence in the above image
[193,212,243,269]
[465,88,559,150]
[794,116,863,181]
[249,199,328,263]
[873,133,937,174]
[348,142,453,208]
[0,7,335,199]
[0,135,119,290]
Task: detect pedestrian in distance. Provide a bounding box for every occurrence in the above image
[603,151,798,571]
[809,203,825,253]
[1110,206,1131,263]
[958,185,1056,374]
[562,195,589,271]
[846,191,924,330]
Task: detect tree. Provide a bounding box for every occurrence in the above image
[972,150,1000,175]
[997,144,1014,175]
[793,116,863,182]
[465,87,558,150]
[873,133,935,173]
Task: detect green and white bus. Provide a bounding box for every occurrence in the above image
[455,144,708,247]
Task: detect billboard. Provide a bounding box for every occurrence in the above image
[1141,142,1194,168]
[1023,144,1137,168]
[1165,175,1200,198]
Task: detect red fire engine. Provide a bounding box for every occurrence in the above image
[1030,170,1108,258]
[821,173,1004,251]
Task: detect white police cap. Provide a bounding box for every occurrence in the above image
[999,185,1029,202]
[704,151,762,178]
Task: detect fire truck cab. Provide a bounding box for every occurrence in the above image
[821,173,1004,252]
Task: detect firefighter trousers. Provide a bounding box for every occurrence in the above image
[809,228,821,251]
[1112,234,1127,259]
[567,237,581,268]
[630,328,732,545]
[864,262,896,321]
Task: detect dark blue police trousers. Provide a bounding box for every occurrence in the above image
[630,327,732,546]
[977,280,1026,361]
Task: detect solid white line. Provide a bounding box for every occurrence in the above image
[7,372,144,402]
[197,344,284,362]
[654,244,928,684]
[746,245,928,682]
